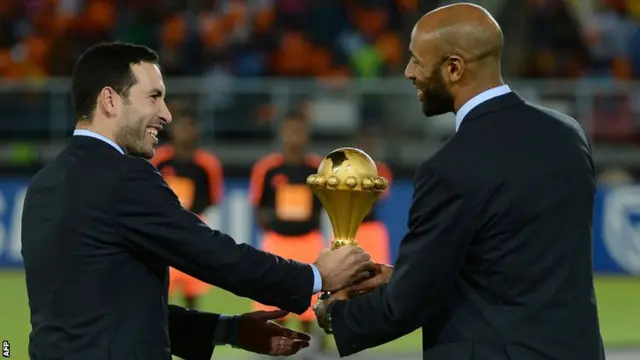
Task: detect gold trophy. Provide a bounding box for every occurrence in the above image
[307,147,388,301]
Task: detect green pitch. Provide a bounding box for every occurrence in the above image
[1,271,638,359]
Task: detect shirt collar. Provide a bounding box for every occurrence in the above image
[455,84,511,131]
[73,129,125,155]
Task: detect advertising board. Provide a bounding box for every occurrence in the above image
[0,179,638,275]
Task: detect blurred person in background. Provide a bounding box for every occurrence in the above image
[150,110,224,311]
[249,111,327,358]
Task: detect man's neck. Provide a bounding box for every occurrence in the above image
[173,144,196,160]
[75,122,117,143]
[454,79,505,113]
[283,149,304,164]
[74,122,125,154]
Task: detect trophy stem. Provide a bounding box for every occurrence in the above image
[331,239,359,249]
[320,240,359,300]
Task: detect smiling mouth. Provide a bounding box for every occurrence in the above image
[146,127,158,142]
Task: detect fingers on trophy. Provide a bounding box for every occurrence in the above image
[306,147,388,302]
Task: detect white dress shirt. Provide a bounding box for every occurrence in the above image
[455,85,511,131]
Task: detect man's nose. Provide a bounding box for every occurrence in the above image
[160,102,172,124]
[404,66,414,80]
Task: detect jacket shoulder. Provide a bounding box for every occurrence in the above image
[527,102,589,142]
[29,146,129,189]
[120,156,166,182]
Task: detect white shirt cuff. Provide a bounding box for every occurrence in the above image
[310,264,322,293]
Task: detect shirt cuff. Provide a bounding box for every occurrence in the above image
[310,264,322,293]
[213,314,228,345]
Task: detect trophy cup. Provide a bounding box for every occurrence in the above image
[307,147,388,300]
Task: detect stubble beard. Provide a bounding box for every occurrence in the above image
[421,69,455,117]
[115,106,153,159]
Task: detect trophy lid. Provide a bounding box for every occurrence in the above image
[306,147,388,244]
[307,147,388,192]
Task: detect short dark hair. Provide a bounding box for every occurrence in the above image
[71,42,159,121]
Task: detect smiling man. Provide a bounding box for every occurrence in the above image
[20,42,376,360]
[314,3,604,360]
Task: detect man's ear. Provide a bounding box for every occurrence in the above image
[446,55,465,83]
[97,87,121,117]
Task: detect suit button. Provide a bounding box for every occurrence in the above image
[291,296,299,300]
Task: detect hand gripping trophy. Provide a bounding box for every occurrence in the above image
[307,147,388,300]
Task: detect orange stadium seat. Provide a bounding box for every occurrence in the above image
[396,0,418,12]
[85,0,116,33]
[162,15,187,49]
[226,2,248,32]
[375,32,403,66]
[254,6,276,34]
[273,31,312,76]
[309,47,333,77]
[0,50,14,77]
[198,14,225,49]
[612,57,632,79]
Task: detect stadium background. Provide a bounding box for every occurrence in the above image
[0,0,639,359]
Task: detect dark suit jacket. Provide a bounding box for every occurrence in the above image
[21,136,314,360]
[330,92,605,360]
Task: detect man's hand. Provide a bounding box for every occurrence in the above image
[235,310,310,356]
[313,246,376,292]
[347,263,393,296]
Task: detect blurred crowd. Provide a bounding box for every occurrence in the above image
[2,0,640,180]
[513,0,640,79]
[1,0,640,80]
[1,0,412,80]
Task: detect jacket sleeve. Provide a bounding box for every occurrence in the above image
[168,305,219,360]
[116,157,314,314]
[330,163,476,356]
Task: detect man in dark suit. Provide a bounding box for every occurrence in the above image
[313,4,605,360]
[21,42,375,360]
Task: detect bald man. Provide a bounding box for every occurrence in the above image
[314,4,604,360]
